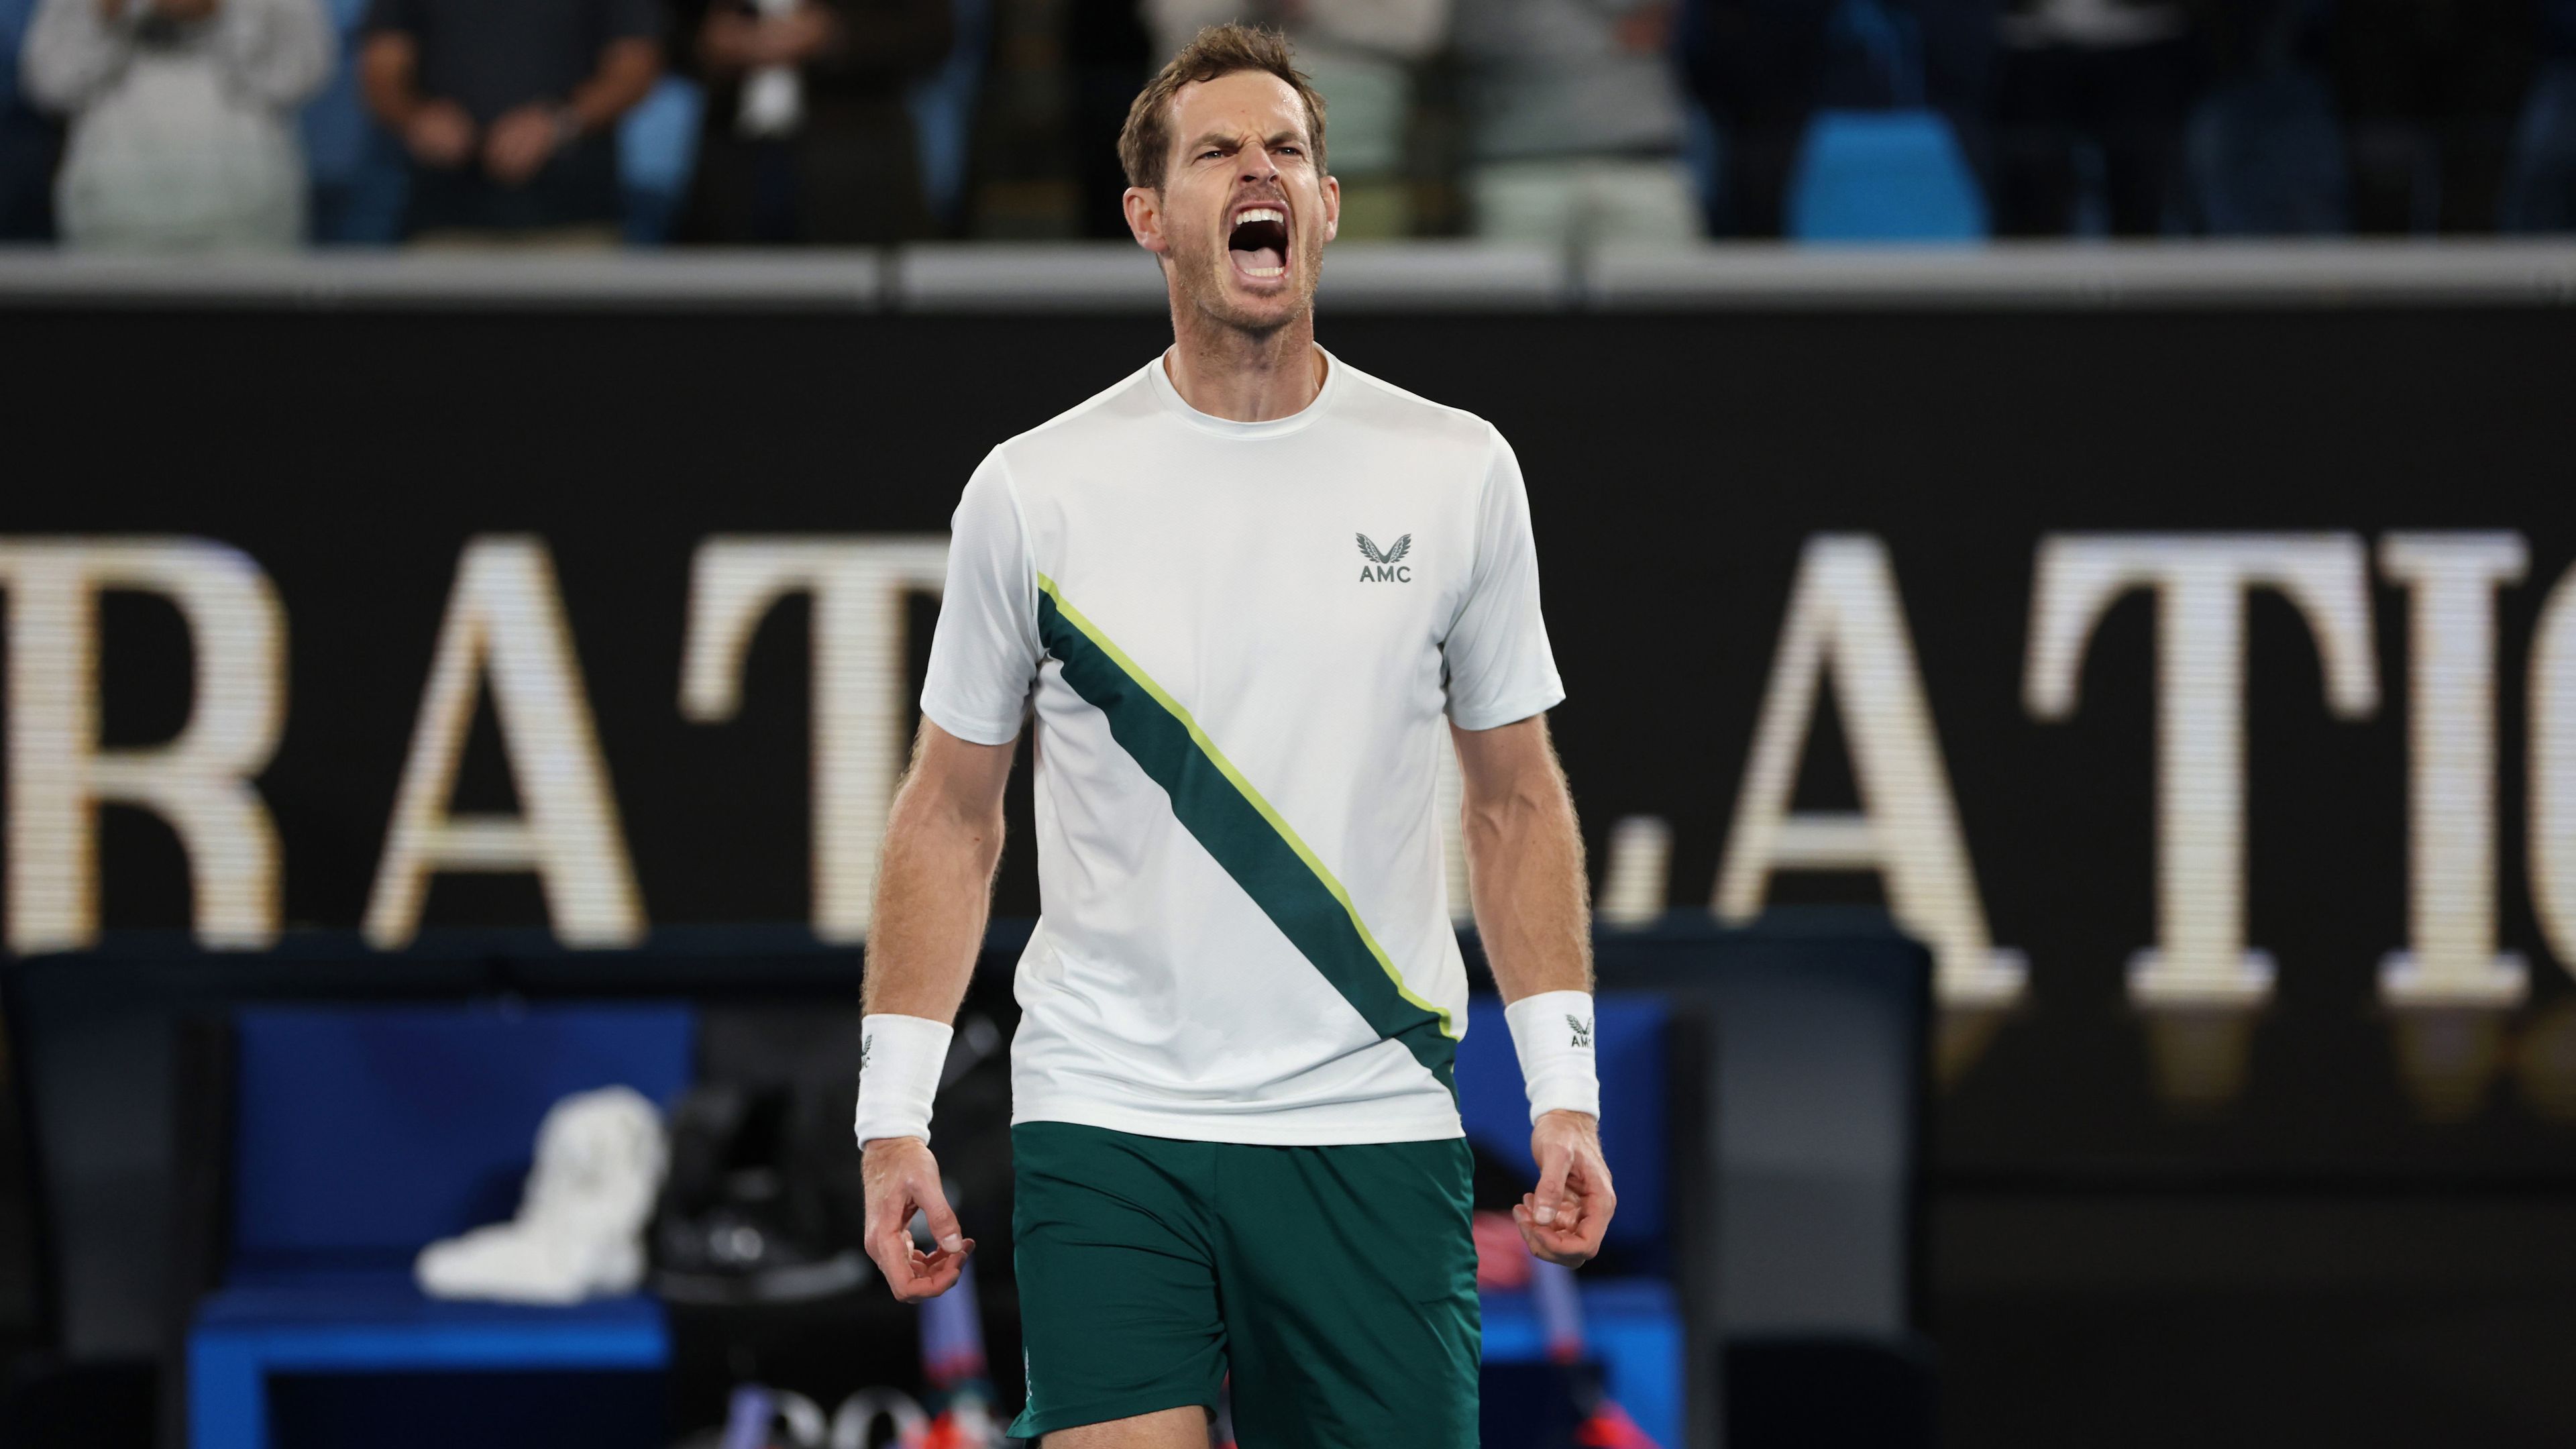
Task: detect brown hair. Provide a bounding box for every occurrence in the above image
[1116,23,1328,191]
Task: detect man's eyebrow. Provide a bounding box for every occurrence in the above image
[1180,126,1313,154]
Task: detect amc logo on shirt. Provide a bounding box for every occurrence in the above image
[1356,532,1413,583]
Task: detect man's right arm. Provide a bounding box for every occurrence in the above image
[855,716,1015,1301]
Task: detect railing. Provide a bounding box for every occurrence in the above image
[2,238,2574,311]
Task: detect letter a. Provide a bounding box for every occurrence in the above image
[1716,535,2025,1005]
[365,537,644,949]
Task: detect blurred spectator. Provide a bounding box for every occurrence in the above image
[19,0,328,247]
[1680,0,1829,236]
[2,0,62,237]
[2502,0,2576,226]
[1146,1,1450,237]
[672,0,947,243]
[1452,0,1699,246]
[1991,0,2200,235]
[358,0,659,244]
[2188,0,2345,232]
[2329,0,2535,232]
[1068,0,1148,237]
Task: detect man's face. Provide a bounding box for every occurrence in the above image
[1126,70,1339,333]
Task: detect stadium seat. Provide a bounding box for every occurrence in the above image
[184,1002,695,1449]
[1783,0,1986,244]
[620,77,706,246]
[1459,994,1684,1448]
[1787,110,1989,244]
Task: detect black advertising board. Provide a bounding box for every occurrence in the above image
[3,302,2573,1183]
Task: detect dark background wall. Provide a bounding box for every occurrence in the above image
[5,303,2575,1443]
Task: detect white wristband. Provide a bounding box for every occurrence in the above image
[853,1014,953,1148]
[1503,990,1600,1125]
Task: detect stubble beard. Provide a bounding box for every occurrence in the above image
[1171,225,1325,339]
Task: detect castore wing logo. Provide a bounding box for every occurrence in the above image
[1356,532,1413,583]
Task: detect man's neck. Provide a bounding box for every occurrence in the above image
[1163,303,1325,423]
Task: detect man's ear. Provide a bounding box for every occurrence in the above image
[1123,186,1168,257]
[1320,172,1340,246]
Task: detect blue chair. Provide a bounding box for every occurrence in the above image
[619,76,705,246]
[186,1002,696,1449]
[1788,109,1988,242]
[1785,0,1988,244]
[1458,994,1684,1449]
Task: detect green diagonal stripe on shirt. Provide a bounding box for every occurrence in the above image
[1034,573,1457,1089]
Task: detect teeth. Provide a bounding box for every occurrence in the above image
[1242,264,1285,278]
[1236,207,1285,225]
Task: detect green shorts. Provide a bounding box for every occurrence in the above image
[1008,1120,1480,1447]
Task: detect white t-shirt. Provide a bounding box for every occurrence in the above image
[920,347,1564,1145]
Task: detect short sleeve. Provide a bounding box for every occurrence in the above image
[360,0,417,38]
[1442,428,1565,730]
[921,452,1042,746]
[597,0,662,43]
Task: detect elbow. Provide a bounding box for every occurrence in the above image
[957,798,1006,873]
[356,47,407,122]
[1464,777,1559,835]
[888,781,1006,873]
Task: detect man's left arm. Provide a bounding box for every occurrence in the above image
[1454,712,1615,1267]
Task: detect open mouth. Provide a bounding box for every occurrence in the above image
[1228,207,1289,281]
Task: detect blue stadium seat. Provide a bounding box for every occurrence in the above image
[1780,0,1987,244]
[1787,109,1988,244]
[620,76,705,246]
[1458,994,1683,1449]
[186,1003,696,1449]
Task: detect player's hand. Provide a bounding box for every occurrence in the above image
[860,1136,974,1301]
[1516,1109,1614,1267]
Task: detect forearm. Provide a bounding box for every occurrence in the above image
[1460,733,1593,1003]
[862,767,1005,1024]
[566,37,659,133]
[358,35,423,127]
